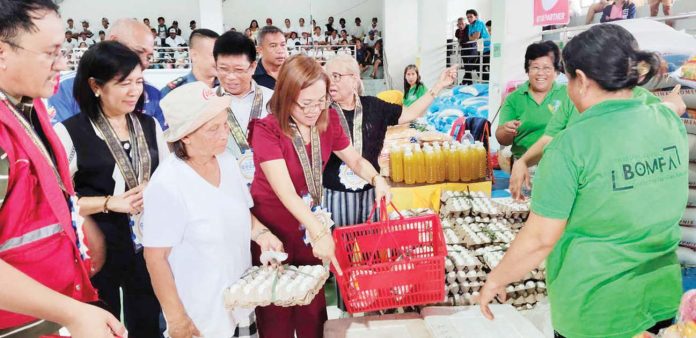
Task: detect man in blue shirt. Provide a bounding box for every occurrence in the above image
[160,29,220,98]
[49,18,167,129]
[462,9,491,85]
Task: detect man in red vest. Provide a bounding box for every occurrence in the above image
[0,1,126,337]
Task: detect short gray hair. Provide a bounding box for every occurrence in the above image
[258,25,283,46]
[324,55,364,95]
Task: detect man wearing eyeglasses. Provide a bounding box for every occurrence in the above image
[214,31,274,186]
[0,1,126,337]
[48,18,167,129]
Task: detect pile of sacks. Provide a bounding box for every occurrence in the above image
[679,119,696,266]
[425,84,489,134]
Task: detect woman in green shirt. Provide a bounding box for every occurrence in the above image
[403,64,427,107]
[495,41,572,160]
[480,24,687,338]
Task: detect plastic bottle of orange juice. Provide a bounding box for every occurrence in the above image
[413,144,426,184]
[389,145,404,183]
[424,145,437,184]
[441,142,450,181]
[403,147,415,184]
[447,144,460,182]
[475,141,487,180]
[433,142,445,182]
[458,143,470,182]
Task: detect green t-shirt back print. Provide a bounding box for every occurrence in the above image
[531,98,687,338]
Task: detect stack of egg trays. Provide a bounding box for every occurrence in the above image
[443,245,486,306]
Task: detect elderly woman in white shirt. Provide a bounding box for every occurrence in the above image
[143,81,283,338]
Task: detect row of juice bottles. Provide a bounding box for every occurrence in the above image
[389,139,488,184]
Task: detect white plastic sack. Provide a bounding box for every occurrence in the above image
[653,88,696,110]
[682,207,696,227]
[690,163,696,187]
[685,119,696,135]
[611,19,696,57]
[690,134,696,162]
[689,189,696,207]
[682,226,696,250]
[678,246,696,265]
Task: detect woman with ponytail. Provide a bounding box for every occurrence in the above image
[479,24,687,338]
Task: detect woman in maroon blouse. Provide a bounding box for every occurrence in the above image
[250,54,390,337]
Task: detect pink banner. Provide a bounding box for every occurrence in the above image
[534,0,570,26]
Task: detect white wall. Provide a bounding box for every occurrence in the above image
[199,0,224,33]
[383,0,448,92]
[383,0,418,90]
[58,0,201,38]
[418,0,449,91]
[221,0,383,32]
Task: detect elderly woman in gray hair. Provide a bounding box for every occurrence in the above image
[142,81,282,338]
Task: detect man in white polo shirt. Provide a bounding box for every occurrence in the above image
[214,31,273,184]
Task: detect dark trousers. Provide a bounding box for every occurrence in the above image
[91,249,161,338]
[255,295,327,338]
[554,318,674,338]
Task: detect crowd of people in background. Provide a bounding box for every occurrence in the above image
[61,15,385,75]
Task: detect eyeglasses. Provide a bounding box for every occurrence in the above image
[217,64,253,77]
[296,97,329,114]
[529,66,555,74]
[330,72,354,83]
[2,40,67,65]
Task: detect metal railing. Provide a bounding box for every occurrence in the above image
[150,46,192,69]
[63,44,361,70]
[446,38,491,84]
[63,46,193,70]
[287,44,357,65]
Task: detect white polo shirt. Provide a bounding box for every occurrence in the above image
[221,81,273,158]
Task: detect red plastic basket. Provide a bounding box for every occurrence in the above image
[332,199,446,313]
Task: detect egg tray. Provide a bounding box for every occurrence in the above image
[446,269,487,283]
[440,190,474,204]
[446,245,484,270]
[491,198,531,219]
[453,216,519,225]
[457,227,514,248]
[443,218,526,246]
[443,279,548,309]
[224,265,329,308]
[390,208,435,220]
[439,190,532,221]
[444,293,545,309]
[439,197,473,218]
[444,228,463,245]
